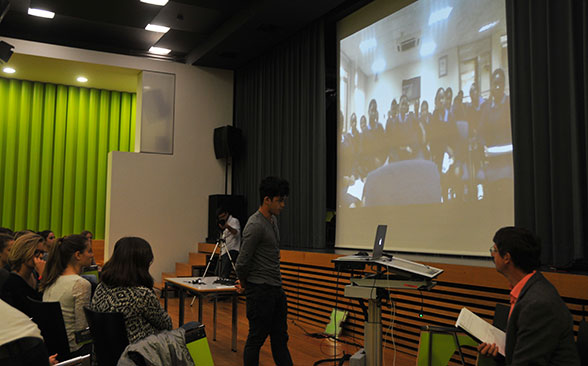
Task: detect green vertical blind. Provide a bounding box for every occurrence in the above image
[0,77,136,239]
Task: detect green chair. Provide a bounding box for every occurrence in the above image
[417,325,478,366]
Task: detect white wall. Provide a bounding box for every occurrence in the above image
[5,37,234,282]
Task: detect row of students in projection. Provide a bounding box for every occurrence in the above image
[342,68,511,202]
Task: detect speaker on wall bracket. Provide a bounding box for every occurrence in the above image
[213,125,242,159]
[213,125,243,194]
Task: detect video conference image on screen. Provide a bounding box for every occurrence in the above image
[336,0,513,256]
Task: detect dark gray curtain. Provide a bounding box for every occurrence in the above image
[507,0,588,267]
[233,21,326,249]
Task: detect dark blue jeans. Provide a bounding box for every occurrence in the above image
[243,283,293,366]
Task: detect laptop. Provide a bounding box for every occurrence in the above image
[370,224,387,259]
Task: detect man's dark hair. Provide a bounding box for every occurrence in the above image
[216,206,228,217]
[0,227,14,237]
[37,230,53,241]
[0,234,13,252]
[493,226,541,273]
[259,176,290,204]
[100,237,154,288]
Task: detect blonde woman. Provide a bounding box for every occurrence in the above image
[0,233,44,316]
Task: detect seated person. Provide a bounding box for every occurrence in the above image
[91,237,172,344]
[1,233,44,316]
[40,235,94,355]
[0,299,58,366]
[0,234,14,291]
[479,227,580,365]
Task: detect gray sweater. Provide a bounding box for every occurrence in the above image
[235,210,282,287]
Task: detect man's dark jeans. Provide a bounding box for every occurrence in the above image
[243,282,293,366]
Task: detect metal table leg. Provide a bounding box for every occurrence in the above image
[231,293,238,352]
[179,288,185,326]
[213,296,217,341]
[164,281,168,311]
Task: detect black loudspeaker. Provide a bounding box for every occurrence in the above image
[0,41,14,63]
[213,125,242,159]
[207,194,246,243]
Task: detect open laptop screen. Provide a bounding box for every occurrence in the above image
[372,224,387,259]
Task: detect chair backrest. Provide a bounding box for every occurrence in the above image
[26,296,71,359]
[83,307,128,366]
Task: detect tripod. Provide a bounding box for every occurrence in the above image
[190,236,237,306]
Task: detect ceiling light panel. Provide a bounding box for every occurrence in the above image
[145,24,170,33]
[140,0,169,6]
[149,47,171,55]
[28,8,55,19]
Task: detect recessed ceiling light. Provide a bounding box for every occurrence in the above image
[28,8,55,19]
[371,58,386,74]
[419,41,437,57]
[479,21,499,33]
[145,24,170,33]
[77,76,88,83]
[3,67,16,74]
[149,46,171,55]
[359,39,377,54]
[428,7,453,25]
[140,0,168,6]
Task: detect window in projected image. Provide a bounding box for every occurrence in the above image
[337,0,513,256]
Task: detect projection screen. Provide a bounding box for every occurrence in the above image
[336,0,513,256]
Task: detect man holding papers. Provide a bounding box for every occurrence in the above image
[478,227,579,365]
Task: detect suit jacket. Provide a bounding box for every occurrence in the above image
[505,272,579,365]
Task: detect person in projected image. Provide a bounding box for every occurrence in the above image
[358,115,370,179]
[429,87,458,202]
[450,90,471,200]
[417,100,431,160]
[466,82,487,200]
[344,112,361,178]
[365,98,386,171]
[393,94,419,160]
[478,68,513,200]
[385,99,399,162]
[444,87,454,120]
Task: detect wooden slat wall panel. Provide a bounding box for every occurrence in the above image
[279,250,588,365]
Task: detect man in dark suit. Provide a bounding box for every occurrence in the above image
[479,227,580,365]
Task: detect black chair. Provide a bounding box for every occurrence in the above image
[83,307,128,366]
[26,296,72,359]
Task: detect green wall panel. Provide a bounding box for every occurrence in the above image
[0,77,136,238]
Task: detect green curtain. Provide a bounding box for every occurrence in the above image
[0,77,136,239]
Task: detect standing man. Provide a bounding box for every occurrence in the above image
[235,176,293,366]
[479,227,580,365]
[216,206,241,279]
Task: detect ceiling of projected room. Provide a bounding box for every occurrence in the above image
[341,0,506,76]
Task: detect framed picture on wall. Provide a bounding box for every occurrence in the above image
[439,55,448,77]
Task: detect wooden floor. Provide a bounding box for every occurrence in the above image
[161,296,416,366]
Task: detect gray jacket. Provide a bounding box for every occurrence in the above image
[117,328,193,366]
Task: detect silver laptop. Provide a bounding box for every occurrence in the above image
[369,224,387,259]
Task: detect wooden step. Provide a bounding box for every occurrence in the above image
[198,242,220,254]
[162,272,176,280]
[189,252,208,266]
[175,262,193,277]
